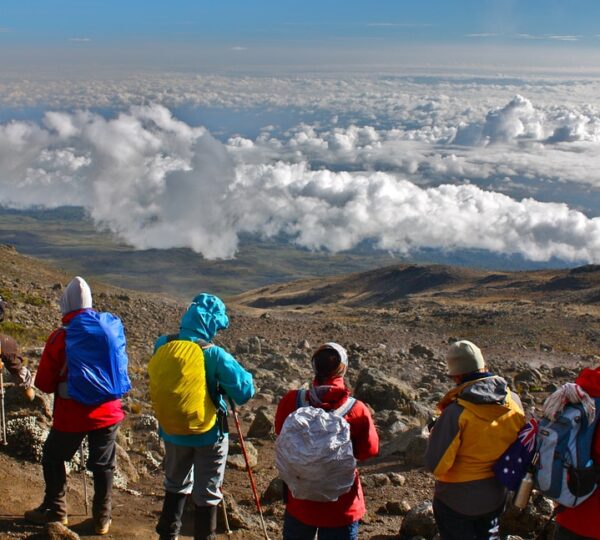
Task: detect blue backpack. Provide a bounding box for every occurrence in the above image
[64,310,131,406]
[534,398,600,507]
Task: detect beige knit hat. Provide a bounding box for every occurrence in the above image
[446,340,485,376]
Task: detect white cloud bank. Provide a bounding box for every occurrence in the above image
[1,104,600,263]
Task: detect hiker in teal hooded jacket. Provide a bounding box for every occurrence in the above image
[153,293,255,540]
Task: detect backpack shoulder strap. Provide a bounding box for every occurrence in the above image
[296,389,310,409]
[165,334,213,350]
[333,397,356,418]
[194,338,214,350]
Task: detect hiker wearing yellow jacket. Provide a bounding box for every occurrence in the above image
[151,294,255,540]
[425,340,524,540]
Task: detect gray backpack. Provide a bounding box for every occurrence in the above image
[534,398,600,507]
[275,390,357,502]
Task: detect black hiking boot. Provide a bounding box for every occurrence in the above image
[194,505,217,540]
[156,491,187,540]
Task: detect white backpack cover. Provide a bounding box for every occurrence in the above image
[275,390,357,502]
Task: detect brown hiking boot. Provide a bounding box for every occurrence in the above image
[23,387,35,401]
[94,517,111,535]
[24,505,68,525]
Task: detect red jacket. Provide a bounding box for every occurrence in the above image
[556,366,600,540]
[35,309,125,433]
[274,377,379,527]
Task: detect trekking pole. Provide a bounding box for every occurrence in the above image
[0,359,7,446]
[80,443,89,515]
[221,497,233,537]
[228,398,270,540]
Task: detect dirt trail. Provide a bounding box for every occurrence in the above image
[0,452,264,539]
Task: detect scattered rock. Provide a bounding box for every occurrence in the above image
[409,343,435,359]
[399,501,437,539]
[228,440,258,470]
[383,500,411,515]
[362,473,391,488]
[249,336,262,354]
[262,477,284,504]
[220,493,253,529]
[389,473,407,486]
[247,408,274,439]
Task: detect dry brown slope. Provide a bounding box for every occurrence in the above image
[233,262,600,309]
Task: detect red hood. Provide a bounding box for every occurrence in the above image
[576,367,600,398]
[61,308,92,325]
[309,376,351,410]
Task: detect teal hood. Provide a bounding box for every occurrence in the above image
[179,293,229,342]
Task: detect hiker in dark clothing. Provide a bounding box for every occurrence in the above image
[0,296,34,401]
[425,340,525,540]
[0,334,35,401]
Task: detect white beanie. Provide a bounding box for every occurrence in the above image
[60,276,92,315]
[446,340,485,376]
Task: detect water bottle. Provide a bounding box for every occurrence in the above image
[513,471,534,509]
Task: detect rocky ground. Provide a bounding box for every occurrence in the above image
[0,244,599,539]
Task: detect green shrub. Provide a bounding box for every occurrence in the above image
[23,294,47,307]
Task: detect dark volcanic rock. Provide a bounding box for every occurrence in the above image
[354,369,417,411]
[247,408,275,439]
[399,501,437,539]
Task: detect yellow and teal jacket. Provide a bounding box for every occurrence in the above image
[425,375,524,515]
[154,294,255,447]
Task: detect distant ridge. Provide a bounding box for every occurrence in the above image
[234,263,600,309]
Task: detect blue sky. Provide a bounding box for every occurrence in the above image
[1,3,600,267]
[0,0,600,73]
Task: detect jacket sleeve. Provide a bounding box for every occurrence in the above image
[214,347,255,406]
[424,402,463,478]
[35,329,65,394]
[348,401,379,461]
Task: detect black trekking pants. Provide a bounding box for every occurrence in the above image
[41,423,119,519]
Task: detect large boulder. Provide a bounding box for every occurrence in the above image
[405,433,429,468]
[353,369,417,412]
[380,426,425,458]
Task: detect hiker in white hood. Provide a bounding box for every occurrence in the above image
[25,277,127,536]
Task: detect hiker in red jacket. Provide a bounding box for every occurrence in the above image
[24,277,125,536]
[275,342,379,540]
[553,366,600,540]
